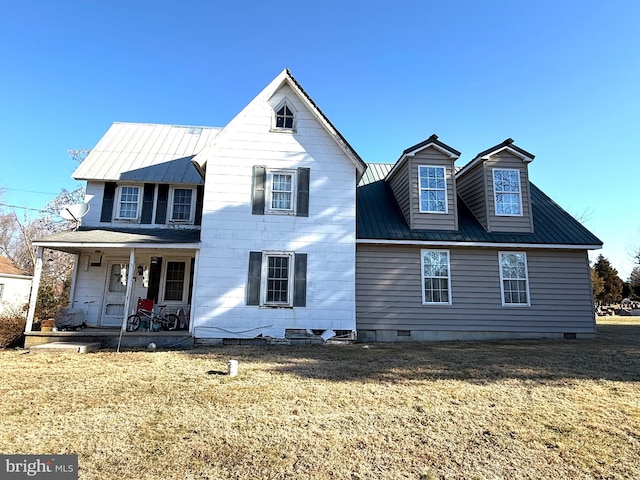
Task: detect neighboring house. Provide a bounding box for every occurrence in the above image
[27,69,602,342]
[0,256,32,316]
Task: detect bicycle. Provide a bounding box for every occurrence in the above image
[126,300,179,332]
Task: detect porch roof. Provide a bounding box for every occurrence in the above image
[33,227,200,252]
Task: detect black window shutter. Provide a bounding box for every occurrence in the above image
[100,182,116,222]
[293,253,307,307]
[252,166,266,215]
[296,168,310,217]
[140,183,155,224]
[195,185,204,226]
[147,257,162,303]
[155,184,169,224]
[246,251,263,305]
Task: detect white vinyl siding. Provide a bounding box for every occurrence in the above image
[421,250,451,304]
[115,186,140,220]
[493,169,522,216]
[499,252,530,306]
[418,166,447,213]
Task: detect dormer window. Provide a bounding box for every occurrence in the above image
[115,186,141,220]
[418,166,447,213]
[169,187,195,223]
[273,100,295,131]
[493,169,522,216]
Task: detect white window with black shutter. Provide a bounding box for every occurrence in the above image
[252,166,310,217]
[246,252,307,307]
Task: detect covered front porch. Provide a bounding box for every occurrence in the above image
[27,227,200,349]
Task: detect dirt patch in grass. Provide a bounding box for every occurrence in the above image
[1,320,639,479]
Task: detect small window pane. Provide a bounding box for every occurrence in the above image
[500,253,528,305]
[419,166,447,213]
[271,173,293,210]
[119,187,139,219]
[494,169,521,216]
[267,256,289,303]
[275,104,295,130]
[422,250,450,304]
[172,188,193,221]
[165,261,186,301]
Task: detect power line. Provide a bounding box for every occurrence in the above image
[0,202,47,213]
[1,187,60,195]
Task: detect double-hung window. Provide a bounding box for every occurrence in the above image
[246,252,307,307]
[418,166,447,213]
[115,186,140,220]
[499,252,530,306]
[421,250,451,304]
[170,187,194,223]
[493,169,522,216]
[164,261,186,301]
[265,255,291,304]
[266,170,296,213]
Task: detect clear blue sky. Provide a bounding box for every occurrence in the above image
[1,1,638,278]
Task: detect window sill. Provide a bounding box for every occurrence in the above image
[259,304,294,309]
[269,128,296,134]
[264,210,297,216]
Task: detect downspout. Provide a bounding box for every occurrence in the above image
[25,247,44,332]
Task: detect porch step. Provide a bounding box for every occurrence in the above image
[29,342,101,354]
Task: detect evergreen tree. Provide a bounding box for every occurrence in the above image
[593,255,623,304]
[591,267,604,303]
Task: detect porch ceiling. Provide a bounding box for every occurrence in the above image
[33,227,201,253]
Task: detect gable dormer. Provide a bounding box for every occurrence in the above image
[456,138,535,233]
[386,135,460,231]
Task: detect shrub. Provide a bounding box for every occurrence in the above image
[0,308,26,348]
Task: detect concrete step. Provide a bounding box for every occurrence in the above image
[29,342,101,354]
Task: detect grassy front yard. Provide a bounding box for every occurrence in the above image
[1,318,639,479]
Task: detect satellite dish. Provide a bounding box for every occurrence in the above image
[60,203,90,221]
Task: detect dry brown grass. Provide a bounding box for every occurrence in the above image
[1,319,639,479]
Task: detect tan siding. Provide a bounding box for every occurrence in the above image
[387,162,410,225]
[408,148,457,230]
[485,153,533,233]
[456,163,487,229]
[356,245,595,334]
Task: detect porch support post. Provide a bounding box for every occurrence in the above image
[121,248,136,332]
[67,253,80,309]
[189,249,200,335]
[25,246,44,332]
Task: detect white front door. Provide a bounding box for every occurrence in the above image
[101,260,130,327]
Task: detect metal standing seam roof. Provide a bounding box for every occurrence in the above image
[72,123,222,184]
[357,163,603,247]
